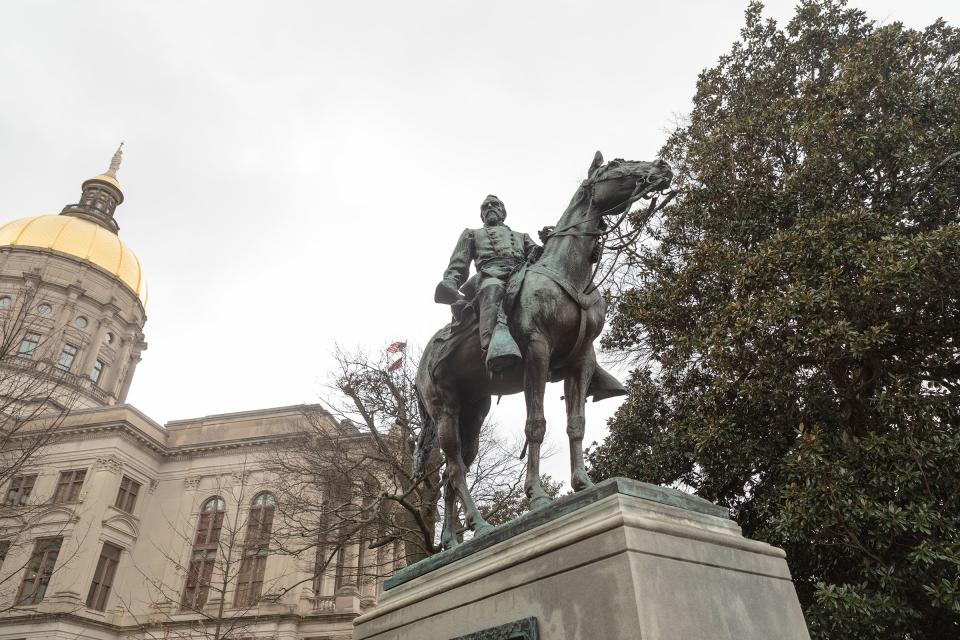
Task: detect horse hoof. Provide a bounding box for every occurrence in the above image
[529,495,552,511]
[572,470,594,492]
[474,523,495,538]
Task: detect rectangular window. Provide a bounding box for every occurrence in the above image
[334,545,346,590]
[312,538,328,595]
[56,344,78,371]
[91,359,105,385]
[182,501,225,611]
[234,550,267,608]
[52,469,86,503]
[17,332,40,359]
[356,537,366,589]
[6,474,36,506]
[182,549,217,610]
[235,497,274,608]
[114,476,141,513]
[86,543,121,611]
[18,538,62,605]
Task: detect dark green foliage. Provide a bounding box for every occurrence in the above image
[481,475,563,527]
[587,2,960,637]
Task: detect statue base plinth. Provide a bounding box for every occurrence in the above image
[354,478,810,640]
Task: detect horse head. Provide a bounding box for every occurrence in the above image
[584,151,673,217]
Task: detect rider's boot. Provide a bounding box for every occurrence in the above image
[487,321,521,374]
[478,284,520,374]
[477,284,503,347]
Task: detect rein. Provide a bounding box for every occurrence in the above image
[542,169,674,293]
[544,171,669,239]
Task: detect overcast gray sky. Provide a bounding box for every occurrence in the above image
[2,0,956,485]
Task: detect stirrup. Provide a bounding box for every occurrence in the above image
[486,324,521,374]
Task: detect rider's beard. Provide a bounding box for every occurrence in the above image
[483,210,504,226]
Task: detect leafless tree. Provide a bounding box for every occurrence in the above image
[264,344,533,589]
[0,284,89,613]
[122,464,300,640]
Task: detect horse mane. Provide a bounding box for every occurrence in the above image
[557,180,592,225]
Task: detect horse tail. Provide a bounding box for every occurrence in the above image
[413,386,437,477]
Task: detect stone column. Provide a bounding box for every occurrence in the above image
[78,313,112,375]
[115,336,145,402]
[335,541,361,613]
[50,298,73,343]
[373,542,390,600]
[43,284,81,360]
[102,336,129,390]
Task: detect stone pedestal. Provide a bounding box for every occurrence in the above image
[354,478,810,640]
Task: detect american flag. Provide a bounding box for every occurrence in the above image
[387,341,407,354]
[388,357,404,371]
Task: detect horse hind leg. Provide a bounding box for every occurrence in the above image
[460,397,494,535]
[440,396,491,549]
[460,397,491,472]
[437,409,493,537]
[565,352,596,492]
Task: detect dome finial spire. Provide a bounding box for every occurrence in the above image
[61,145,126,233]
[105,142,124,179]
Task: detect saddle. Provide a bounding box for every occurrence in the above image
[432,265,626,403]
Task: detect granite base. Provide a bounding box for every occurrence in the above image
[354,478,810,640]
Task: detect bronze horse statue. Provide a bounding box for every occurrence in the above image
[415,152,673,547]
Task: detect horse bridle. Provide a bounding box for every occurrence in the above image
[542,167,676,292]
[544,169,672,238]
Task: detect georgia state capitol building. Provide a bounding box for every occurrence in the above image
[0,148,386,640]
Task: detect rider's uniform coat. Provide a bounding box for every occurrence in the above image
[441,224,539,292]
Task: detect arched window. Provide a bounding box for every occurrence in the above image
[235,492,276,608]
[182,496,225,610]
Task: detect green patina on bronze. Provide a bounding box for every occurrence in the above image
[414,152,673,551]
[384,477,726,590]
[449,617,539,640]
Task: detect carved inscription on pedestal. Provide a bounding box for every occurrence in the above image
[451,617,538,640]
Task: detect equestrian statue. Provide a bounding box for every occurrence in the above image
[414,151,673,548]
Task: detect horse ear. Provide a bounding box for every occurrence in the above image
[588,151,604,179]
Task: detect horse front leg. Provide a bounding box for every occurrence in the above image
[565,353,596,492]
[524,334,552,510]
[440,469,459,549]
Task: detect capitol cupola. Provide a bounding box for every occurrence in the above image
[61,143,125,233]
[0,146,147,409]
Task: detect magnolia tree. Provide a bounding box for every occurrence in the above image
[587,2,960,638]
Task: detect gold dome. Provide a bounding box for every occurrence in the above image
[0,215,146,306]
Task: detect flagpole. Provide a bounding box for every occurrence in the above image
[402,337,408,407]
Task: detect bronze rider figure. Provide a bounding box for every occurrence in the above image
[434,195,541,371]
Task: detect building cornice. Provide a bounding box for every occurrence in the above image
[6,402,341,460]
[54,419,307,459]
[0,609,359,632]
[0,245,145,317]
[165,403,329,429]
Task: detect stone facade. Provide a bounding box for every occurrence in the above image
[1,405,390,640]
[0,246,146,409]
[0,154,392,639]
